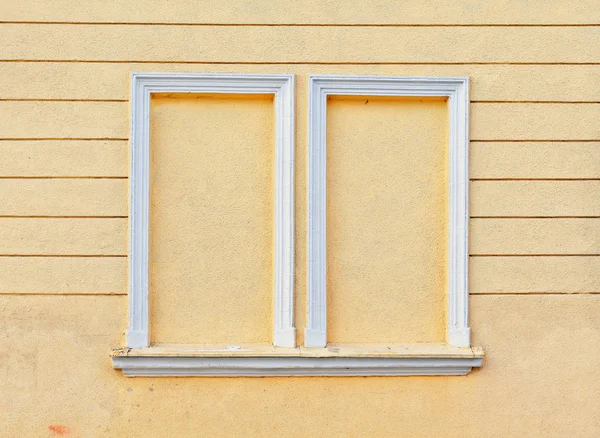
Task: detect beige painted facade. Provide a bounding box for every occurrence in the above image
[0,1,599,436]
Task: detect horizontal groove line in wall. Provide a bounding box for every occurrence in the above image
[1,140,591,145]
[1,22,599,27]
[0,138,128,141]
[0,254,127,257]
[470,178,600,181]
[471,101,600,104]
[0,176,128,179]
[0,140,127,144]
[1,253,596,258]
[0,292,127,296]
[3,215,593,219]
[470,292,600,296]
[471,140,600,144]
[470,254,600,257]
[3,293,598,297]
[0,98,126,102]
[5,99,600,104]
[472,216,599,221]
[471,140,600,143]
[0,216,128,219]
[2,60,600,66]
[2,253,590,258]
[1,292,597,296]
[0,139,595,144]
[469,216,600,219]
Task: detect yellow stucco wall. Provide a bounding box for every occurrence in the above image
[326,96,448,344]
[149,94,275,344]
[1,2,599,436]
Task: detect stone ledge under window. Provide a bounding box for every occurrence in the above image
[111,343,484,377]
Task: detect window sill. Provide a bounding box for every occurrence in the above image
[112,343,484,377]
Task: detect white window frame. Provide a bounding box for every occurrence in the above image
[113,73,483,377]
[306,75,471,348]
[125,72,296,349]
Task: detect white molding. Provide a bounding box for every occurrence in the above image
[307,75,470,348]
[113,356,482,377]
[127,72,296,348]
[113,344,483,376]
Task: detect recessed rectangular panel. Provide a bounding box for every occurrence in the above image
[149,93,275,344]
[326,96,448,344]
